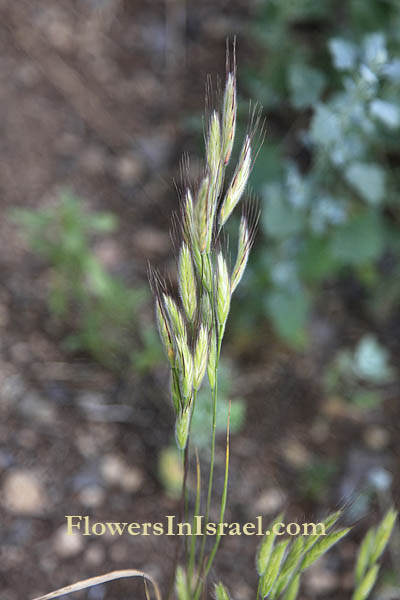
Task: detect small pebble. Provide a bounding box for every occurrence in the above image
[2,470,47,515]
[53,524,85,558]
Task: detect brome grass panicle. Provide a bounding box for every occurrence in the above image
[30,45,397,600]
[150,43,262,598]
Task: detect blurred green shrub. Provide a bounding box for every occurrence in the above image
[324,334,394,409]
[11,191,161,371]
[242,0,400,348]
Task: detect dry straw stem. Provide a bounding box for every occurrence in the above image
[31,569,161,600]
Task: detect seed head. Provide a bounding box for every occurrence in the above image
[216,253,231,328]
[221,72,237,166]
[219,135,251,227]
[194,324,209,390]
[178,242,197,322]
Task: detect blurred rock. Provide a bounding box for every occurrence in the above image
[84,542,105,566]
[100,454,143,492]
[18,392,56,425]
[79,485,105,508]
[114,153,145,184]
[254,488,286,515]
[133,227,170,257]
[80,146,107,175]
[53,524,85,557]
[363,425,390,450]
[281,438,310,468]
[305,564,337,594]
[2,470,47,515]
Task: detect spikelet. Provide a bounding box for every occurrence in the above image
[178,242,197,322]
[219,135,251,227]
[231,216,251,293]
[214,582,229,600]
[260,540,289,598]
[175,566,189,600]
[195,176,210,253]
[200,293,213,329]
[182,189,195,248]
[221,72,236,166]
[175,335,194,401]
[155,298,174,366]
[193,324,209,390]
[164,294,187,342]
[175,406,191,451]
[216,253,231,328]
[207,110,222,181]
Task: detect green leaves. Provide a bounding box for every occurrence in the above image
[288,64,326,108]
[329,212,385,265]
[345,162,386,205]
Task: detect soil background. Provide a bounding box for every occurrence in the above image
[0,2,399,600]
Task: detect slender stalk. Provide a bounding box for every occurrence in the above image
[166,442,190,600]
[194,400,231,600]
[188,449,201,594]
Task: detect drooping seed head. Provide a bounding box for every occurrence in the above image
[219,135,251,227]
[216,253,231,328]
[222,72,237,166]
[193,324,209,390]
[163,294,187,342]
[156,299,175,366]
[175,406,191,451]
[207,329,217,390]
[176,335,194,401]
[178,242,197,322]
[231,216,251,293]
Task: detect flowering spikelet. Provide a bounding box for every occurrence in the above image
[231,215,254,293]
[200,293,213,329]
[163,294,187,342]
[178,243,197,322]
[195,176,210,253]
[219,135,251,227]
[175,406,191,451]
[176,335,194,401]
[207,110,221,180]
[221,72,236,166]
[193,324,209,390]
[156,298,174,366]
[216,253,231,328]
[182,189,195,248]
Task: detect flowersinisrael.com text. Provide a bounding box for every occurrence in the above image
[65,515,327,537]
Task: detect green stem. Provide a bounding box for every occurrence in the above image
[194,397,230,600]
[194,332,223,597]
[187,394,199,593]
